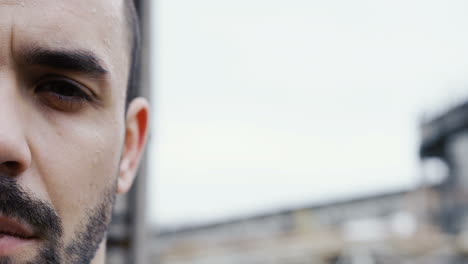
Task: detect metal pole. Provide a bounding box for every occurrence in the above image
[129,0,152,263]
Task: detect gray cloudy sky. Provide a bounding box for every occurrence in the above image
[148,0,468,227]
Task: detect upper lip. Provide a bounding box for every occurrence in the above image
[0,215,36,239]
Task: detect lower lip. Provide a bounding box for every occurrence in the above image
[0,234,36,256]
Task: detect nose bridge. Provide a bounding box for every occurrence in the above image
[0,14,12,70]
[0,71,32,176]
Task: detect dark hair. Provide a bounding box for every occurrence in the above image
[124,0,141,109]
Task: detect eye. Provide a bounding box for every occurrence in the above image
[35,77,93,112]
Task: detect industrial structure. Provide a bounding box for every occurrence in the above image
[420,100,468,235]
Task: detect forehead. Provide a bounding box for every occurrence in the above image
[0,0,128,85]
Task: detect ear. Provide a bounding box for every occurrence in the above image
[118,97,150,194]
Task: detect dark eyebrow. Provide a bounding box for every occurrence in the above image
[23,47,108,77]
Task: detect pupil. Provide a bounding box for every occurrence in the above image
[50,82,76,96]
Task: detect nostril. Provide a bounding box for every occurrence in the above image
[1,161,21,176]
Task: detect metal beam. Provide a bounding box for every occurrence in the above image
[128,0,152,263]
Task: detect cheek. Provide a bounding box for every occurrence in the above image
[26,110,125,239]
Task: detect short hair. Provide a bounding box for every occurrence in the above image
[124,0,141,109]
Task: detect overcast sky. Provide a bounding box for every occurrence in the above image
[148,0,468,228]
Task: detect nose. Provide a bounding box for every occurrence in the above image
[0,81,32,177]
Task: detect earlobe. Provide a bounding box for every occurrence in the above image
[118,97,149,194]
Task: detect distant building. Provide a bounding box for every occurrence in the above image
[150,189,443,264]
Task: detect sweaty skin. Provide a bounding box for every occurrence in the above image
[0,0,149,263]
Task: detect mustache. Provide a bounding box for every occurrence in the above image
[0,176,62,239]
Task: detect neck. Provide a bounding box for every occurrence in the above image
[90,239,107,264]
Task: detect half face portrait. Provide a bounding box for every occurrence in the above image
[0,0,149,263]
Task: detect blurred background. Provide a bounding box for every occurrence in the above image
[108,0,468,263]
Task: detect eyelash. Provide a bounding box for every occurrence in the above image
[35,77,93,111]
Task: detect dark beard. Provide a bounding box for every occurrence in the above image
[63,186,116,264]
[0,176,116,264]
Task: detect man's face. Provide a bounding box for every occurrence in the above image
[0,0,144,263]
